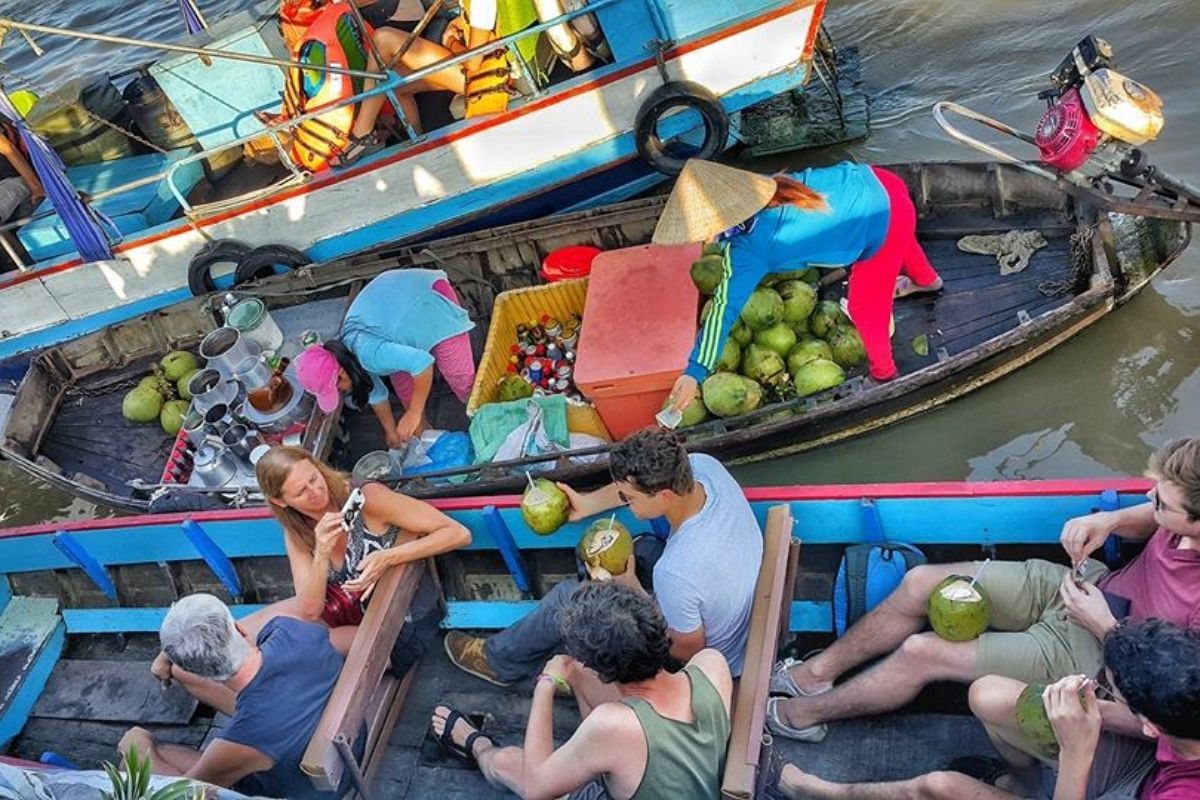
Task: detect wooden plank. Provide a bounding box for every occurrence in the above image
[0,598,60,715]
[10,716,211,770]
[301,556,425,792]
[721,505,794,800]
[32,659,198,724]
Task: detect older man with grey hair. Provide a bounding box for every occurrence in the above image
[119,593,346,799]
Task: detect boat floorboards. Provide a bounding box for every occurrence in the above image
[6,632,1003,797]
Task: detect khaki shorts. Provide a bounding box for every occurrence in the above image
[974,558,1109,684]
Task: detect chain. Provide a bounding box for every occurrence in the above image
[64,375,142,399]
[1038,225,1095,297]
[6,72,169,155]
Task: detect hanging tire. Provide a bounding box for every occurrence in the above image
[187,239,253,296]
[634,80,729,177]
[234,244,313,285]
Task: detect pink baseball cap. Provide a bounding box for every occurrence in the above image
[295,345,341,413]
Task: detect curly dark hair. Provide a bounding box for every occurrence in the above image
[608,427,693,495]
[558,581,672,684]
[1104,618,1200,739]
[1148,438,1200,521]
[323,339,375,410]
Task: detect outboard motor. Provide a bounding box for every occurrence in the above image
[934,36,1200,223]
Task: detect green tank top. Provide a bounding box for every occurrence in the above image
[620,665,729,800]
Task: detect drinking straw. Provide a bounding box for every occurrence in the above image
[969,558,992,589]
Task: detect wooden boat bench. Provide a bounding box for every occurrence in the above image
[300,557,427,799]
[721,504,800,800]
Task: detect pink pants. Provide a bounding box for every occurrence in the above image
[388,278,476,407]
[847,167,941,381]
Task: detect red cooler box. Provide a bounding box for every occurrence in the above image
[574,243,702,439]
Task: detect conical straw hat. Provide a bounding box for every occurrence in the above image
[652,159,777,246]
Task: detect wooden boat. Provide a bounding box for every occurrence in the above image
[0,0,862,361]
[0,160,1190,512]
[0,477,1152,797]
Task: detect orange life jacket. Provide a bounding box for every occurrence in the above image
[283,2,372,172]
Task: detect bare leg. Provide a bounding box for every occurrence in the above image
[778,764,1018,800]
[329,624,359,656]
[780,632,978,729]
[352,28,468,137]
[237,596,309,640]
[788,563,972,694]
[969,676,1043,792]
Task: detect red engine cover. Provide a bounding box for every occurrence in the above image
[1035,87,1103,171]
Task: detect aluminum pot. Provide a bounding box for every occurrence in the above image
[192,444,239,487]
[199,326,261,380]
[203,402,234,437]
[221,424,264,459]
[181,408,212,448]
[188,368,238,415]
[241,374,313,434]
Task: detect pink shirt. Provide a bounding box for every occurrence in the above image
[1140,737,1200,799]
[1098,528,1200,629]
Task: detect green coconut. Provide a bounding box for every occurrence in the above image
[715,339,741,373]
[741,344,788,386]
[810,300,849,339]
[787,339,834,375]
[690,255,725,295]
[753,322,798,360]
[740,288,784,331]
[927,575,991,642]
[761,269,811,287]
[793,358,845,397]
[778,280,818,324]
[138,374,169,396]
[662,394,710,428]
[828,327,867,368]
[521,478,571,535]
[800,268,820,285]
[160,399,190,436]
[177,368,201,401]
[1015,684,1061,760]
[498,374,535,402]
[702,373,763,417]
[122,385,165,424]
[730,321,753,347]
[790,315,811,336]
[160,350,199,382]
[578,518,634,579]
[702,242,725,257]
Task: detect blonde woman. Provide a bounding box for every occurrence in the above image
[150,446,468,699]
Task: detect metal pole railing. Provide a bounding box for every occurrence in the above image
[0,17,387,81]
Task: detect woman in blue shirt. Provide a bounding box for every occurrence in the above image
[655,159,942,412]
[297,269,476,446]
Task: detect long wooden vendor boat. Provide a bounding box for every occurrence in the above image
[0,160,1190,512]
[0,476,1154,798]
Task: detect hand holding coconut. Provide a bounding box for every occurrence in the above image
[1044,675,1102,759]
[1058,573,1118,639]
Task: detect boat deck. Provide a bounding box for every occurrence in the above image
[7,631,999,798]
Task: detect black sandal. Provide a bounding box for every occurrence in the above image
[331,131,385,168]
[430,704,497,767]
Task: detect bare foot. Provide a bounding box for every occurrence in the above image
[779,763,826,799]
[894,275,944,298]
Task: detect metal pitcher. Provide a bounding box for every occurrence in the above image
[199,326,262,380]
[221,424,264,459]
[231,353,274,393]
[192,443,239,488]
[188,368,238,415]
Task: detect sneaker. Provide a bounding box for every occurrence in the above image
[443,631,513,687]
[764,697,828,743]
[769,657,830,698]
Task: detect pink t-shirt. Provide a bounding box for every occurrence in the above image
[1140,737,1200,799]
[1099,528,1200,629]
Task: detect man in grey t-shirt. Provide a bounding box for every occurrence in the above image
[445,428,764,683]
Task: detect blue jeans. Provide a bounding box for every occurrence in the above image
[483,534,666,682]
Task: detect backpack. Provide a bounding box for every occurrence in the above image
[831,501,927,636]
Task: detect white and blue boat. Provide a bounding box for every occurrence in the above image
[0,0,856,362]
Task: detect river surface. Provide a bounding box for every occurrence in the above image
[1,0,1198,525]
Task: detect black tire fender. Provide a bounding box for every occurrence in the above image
[234,244,313,285]
[187,239,253,296]
[634,80,729,177]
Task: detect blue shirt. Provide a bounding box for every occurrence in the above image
[341,269,475,379]
[222,618,344,799]
[654,454,763,676]
[685,162,890,380]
